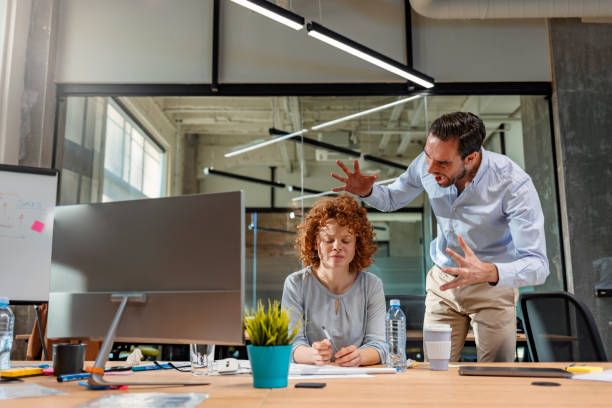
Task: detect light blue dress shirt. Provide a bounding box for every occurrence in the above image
[363,148,549,289]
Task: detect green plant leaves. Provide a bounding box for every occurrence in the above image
[244,299,303,346]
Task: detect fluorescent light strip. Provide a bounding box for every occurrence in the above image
[291,177,399,202]
[312,95,422,131]
[230,0,304,30]
[307,29,434,88]
[224,129,308,157]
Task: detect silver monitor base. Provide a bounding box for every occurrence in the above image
[88,293,209,387]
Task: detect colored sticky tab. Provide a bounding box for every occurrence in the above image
[31,220,45,233]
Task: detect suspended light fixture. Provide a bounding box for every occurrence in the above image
[230,0,305,30]
[306,22,434,88]
[291,177,399,202]
[224,129,308,157]
[312,95,422,131]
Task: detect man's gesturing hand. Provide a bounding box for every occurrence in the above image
[440,235,499,290]
[331,159,379,197]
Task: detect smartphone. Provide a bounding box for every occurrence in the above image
[295,382,326,388]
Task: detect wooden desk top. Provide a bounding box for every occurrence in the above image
[2,362,611,407]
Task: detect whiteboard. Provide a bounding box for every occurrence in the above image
[0,165,58,302]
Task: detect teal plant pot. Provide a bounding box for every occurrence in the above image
[247,344,292,388]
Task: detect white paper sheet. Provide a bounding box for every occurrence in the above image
[289,374,373,380]
[0,384,66,400]
[572,369,612,382]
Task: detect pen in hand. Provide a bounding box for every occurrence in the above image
[321,326,337,354]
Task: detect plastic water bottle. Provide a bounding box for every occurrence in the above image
[0,297,14,370]
[385,299,406,371]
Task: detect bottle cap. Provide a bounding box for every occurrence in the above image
[390,299,400,307]
[0,297,9,306]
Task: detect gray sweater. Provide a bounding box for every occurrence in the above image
[281,266,387,363]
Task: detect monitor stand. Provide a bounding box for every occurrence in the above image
[88,293,210,387]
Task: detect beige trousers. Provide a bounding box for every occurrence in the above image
[424,265,517,362]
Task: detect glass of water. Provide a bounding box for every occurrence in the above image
[190,344,215,376]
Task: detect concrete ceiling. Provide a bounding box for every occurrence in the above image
[145,94,520,164]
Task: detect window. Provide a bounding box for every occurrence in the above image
[58,94,563,298]
[58,97,166,205]
[102,100,165,202]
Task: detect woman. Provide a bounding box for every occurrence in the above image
[281,195,386,366]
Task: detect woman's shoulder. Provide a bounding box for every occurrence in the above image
[284,266,314,288]
[359,270,384,291]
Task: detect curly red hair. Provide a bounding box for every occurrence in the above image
[296,195,377,273]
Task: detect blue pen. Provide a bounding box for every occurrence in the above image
[131,363,171,371]
[57,372,90,382]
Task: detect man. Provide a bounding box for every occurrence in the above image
[331,111,549,362]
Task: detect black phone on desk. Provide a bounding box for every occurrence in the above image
[295,382,326,388]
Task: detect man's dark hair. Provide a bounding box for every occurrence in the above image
[428,112,485,158]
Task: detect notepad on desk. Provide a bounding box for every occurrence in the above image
[231,360,397,379]
[290,364,397,376]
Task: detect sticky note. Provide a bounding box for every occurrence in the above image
[31,220,45,233]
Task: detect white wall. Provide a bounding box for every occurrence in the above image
[220,0,406,83]
[412,13,551,82]
[55,0,213,83]
[54,0,551,84]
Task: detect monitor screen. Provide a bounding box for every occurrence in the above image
[47,191,244,345]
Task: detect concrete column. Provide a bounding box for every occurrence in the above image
[182,133,199,195]
[19,0,59,168]
[549,18,612,356]
[520,95,564,291]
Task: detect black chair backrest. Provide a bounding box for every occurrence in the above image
[384,294,426,331]
[519,291,607,362]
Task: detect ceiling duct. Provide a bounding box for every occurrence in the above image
[410,0,612,19]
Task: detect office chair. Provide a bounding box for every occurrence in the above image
[519,291,607,362]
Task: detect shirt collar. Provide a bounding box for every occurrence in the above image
[471,147,489,187]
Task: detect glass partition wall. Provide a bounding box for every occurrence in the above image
[56,94,564,337]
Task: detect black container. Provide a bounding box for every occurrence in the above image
[53,343,86,376]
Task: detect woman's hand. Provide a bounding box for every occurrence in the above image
[334,345,362,367]
[311,339,333,365]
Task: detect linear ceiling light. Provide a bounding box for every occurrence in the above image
[230,0,305,30]
[306,22,434,88]
[311,95,423,131]
[224,129,308,157]
[291,177,399,202]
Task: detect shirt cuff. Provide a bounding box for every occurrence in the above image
[493,262,515,289]
[360,184,382,207]
[290,341,310,363]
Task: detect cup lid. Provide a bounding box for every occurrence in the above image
[423,323,452,332]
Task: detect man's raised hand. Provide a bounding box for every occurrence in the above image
[331,159,379,197]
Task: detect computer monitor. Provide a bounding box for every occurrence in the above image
[47,191,244,386]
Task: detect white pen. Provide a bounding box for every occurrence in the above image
[321,325,337,353]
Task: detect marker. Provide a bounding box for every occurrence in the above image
[57,372,90,382]
[321,326,337,353]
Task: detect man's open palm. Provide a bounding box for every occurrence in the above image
[331,159,379,197]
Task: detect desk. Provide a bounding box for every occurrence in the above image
[2,362,611,407]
